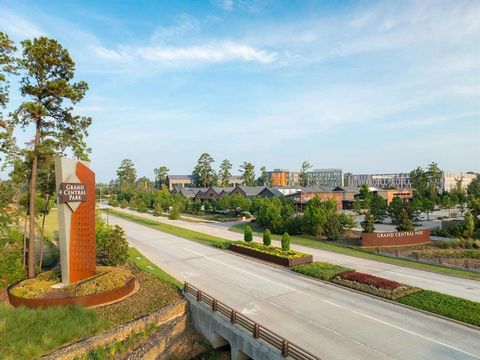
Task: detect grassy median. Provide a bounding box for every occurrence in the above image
[128,247,182,289]
[230,223,480,280]
[108,210,231,249]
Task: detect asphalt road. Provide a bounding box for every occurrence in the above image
[109,207,480,302]
[109,214,480,360]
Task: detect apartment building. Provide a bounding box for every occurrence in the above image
[344,173,412,190]
[307,169,343,187]
[441,172,477,192]
[267,169,300,186]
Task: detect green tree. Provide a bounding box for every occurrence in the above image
[240,161,255,186]
[370,194,387,223]
[422,198,435,220]
[467,174,480,198]
[0,32,16,106]
[396,209,414,231]
[193,152,216,187]
[299,161,312,186]
[10,37,91,278]
[153,166,169,189]
[258,166,269,186]
[281,232,291,251]
[361,211,375,233]
[100,225,129,266]
[463,212,474,239]
[359,184,372,209]
[168,205,181,220]
[244,225,253,242]
[219,159,232,187]
[117,159,137,191]
[263,228,271,246]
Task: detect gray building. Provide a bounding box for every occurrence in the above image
[307,169,343,187]
[344,173,412,190]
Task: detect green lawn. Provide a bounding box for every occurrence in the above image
[108,210,231,249]
[0,304,108,360]
[230,223,480,280]
[128,247,183,289]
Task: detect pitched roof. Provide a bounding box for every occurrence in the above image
[332,186,359,193]
[167,175,194,181]
[233,186,266,196]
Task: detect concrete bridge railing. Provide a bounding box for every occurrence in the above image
[184,282,320,360]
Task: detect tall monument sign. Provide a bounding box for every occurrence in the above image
[55,157,96,285]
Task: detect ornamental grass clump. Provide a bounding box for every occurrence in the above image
[244,225,253,242]
[263,229,272,246]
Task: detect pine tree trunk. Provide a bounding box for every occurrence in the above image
[22,210,28,268]
[27,120,41,278]
[38,210,47,270]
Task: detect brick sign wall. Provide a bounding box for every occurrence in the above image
[361,229,430,247]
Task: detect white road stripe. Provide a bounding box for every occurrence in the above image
[182,247,311,296]
[321,299,480,359]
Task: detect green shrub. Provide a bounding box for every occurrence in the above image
[244,225,253,242]
[292,262,353,281]
[397,290,480,327]
[263,229,271,246]
[100,226,129,266]
[168,205,180,220]
[0,230,25,288]
[232,241,310,259]
[281,232,290,251]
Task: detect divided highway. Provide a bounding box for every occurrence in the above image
[110,207,480,302]
[109,214,480,360]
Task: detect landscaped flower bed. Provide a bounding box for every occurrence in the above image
[333,271,421,300]
[8,266,137,308]
[292,262,354,281]
[229,242,313,267]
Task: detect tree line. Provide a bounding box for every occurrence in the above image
[0,32,92,279]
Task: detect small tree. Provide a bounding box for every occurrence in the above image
[244,225,253,242]
[463,212,474,239]
[361,211,375,233]
[396,209,414,231]
[263,229,271,246]
[101,225,129,266]
[168,205,180,220]
[281,232,290,251]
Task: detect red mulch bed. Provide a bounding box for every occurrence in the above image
[338,272,402,290]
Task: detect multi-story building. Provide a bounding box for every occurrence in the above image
[307,169,343,188]
[344,173,412,190]
[267,169,300,186]
[441,172,477,192]
[166,175,243,190]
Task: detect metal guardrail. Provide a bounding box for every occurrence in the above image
[184,282,320,360]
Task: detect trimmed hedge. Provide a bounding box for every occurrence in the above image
[397,290,480,327]
[292,262,353,281]
[231,241,309,259]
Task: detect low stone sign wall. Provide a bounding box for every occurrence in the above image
[362,230,430,247]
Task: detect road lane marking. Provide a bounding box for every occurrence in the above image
[182,247,311,296]
[321,299,480,359]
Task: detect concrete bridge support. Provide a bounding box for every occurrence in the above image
[187,295,284,360]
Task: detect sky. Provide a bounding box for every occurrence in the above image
[1,0,479,182]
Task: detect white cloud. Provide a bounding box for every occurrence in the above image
[0,7,45,39]
[93,41,276,66]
